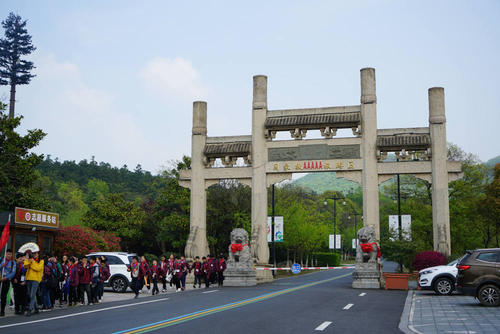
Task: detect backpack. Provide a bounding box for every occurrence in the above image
[48,263,59,289]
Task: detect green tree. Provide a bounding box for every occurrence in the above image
[480,163,500,247]
[83,193,145,251]
[0,13,36,118]
[0,102,46,211]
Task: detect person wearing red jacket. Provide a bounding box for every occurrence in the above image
[180,256,188,291]
[78,257,92,305]
[139,256,151,293]
[207,255,217,285]
[167,254,175,288]
[99,257,110,301]
[192,256,203,289]
[61,255,70,304]
[172,257,183,292]
[159,255,168,292]
[201,257,210,288]
[68,257,79,307]
[216,255,227,287]
[150,260,160,295]
[128,257,140,298]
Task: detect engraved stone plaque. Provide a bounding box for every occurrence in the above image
[268,147,298,161]
[327,144,360,159]
[268,144,360,161]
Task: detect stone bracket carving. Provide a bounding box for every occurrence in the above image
[265,130,277,140]
[290,128,307,140]
[377,148,431,162]
[222,155,239,167]
[320,126,337,138]
[352,125,361,136]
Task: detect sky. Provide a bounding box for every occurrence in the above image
[1,1,499,174]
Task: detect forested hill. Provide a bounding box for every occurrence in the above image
[36,157,158,200]
[293,172,360,194]
[485,155,500,168]
[294,155,500,194]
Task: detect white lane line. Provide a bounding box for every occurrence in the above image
[0,297,169,329]
[202,290,219,294]
[359,292,366,296]
[343,303,354,310]
[314,321,332,331]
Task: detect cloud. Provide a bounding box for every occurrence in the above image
[15,53,164,172]
[139,57,208,102]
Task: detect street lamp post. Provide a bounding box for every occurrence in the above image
[324,195,345,253]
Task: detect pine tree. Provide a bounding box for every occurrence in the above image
[0,13,36,118]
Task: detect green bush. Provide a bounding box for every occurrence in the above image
[313,252,340,266]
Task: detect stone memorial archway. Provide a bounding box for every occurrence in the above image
[179,68,462,282]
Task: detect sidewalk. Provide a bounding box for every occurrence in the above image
[400,290,500,334]
[1,282,217,318]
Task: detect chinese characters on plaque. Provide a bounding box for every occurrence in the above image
[272,160,356,172]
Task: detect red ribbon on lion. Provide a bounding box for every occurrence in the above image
[359,242,382,258]
[230,243,248,253]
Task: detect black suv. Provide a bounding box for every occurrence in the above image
[456,248,500,306]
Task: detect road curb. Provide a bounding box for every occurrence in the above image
[398,290,420,334]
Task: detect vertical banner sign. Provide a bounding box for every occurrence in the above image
[329,234,341,249]
[267,216,284,242]
[402,215,412,241]
[352,238,358,249]
[388,215,411,241]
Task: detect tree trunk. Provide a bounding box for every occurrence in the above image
[9,84,16,119]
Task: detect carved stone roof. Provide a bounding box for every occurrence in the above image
[377,134,431,151]
[265,112,360,130]
[204,142,251,157]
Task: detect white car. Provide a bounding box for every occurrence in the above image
[418,259,459,295]
[87,252,137,293]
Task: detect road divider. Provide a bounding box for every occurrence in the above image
[255,266,354,271]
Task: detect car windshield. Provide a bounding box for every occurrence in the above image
[447,259,458,266]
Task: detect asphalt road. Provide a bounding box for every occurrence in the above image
[0,269,407,333]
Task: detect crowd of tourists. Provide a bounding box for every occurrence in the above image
[0,249,227,317]
[129,254,226,298]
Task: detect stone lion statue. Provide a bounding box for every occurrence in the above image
[356,226,380,264]
[228,228,252,268]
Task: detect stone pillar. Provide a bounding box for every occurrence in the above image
[185,101,210,260]
[251,75,270,265]
[429,87,451,256]
[360,68,380,240]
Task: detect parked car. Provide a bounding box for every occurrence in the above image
[418,259,459,295]
[87,252,137,293]
[456,248,500,307]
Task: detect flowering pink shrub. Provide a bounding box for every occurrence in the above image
[412,251,446,271]
[54,225,121,257]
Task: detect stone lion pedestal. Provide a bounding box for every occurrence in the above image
[352,226,381,289]
[224,228,257,287]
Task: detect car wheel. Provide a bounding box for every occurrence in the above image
[477,285,500,307]
[434,277,453,295]
[111,276,128,293]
